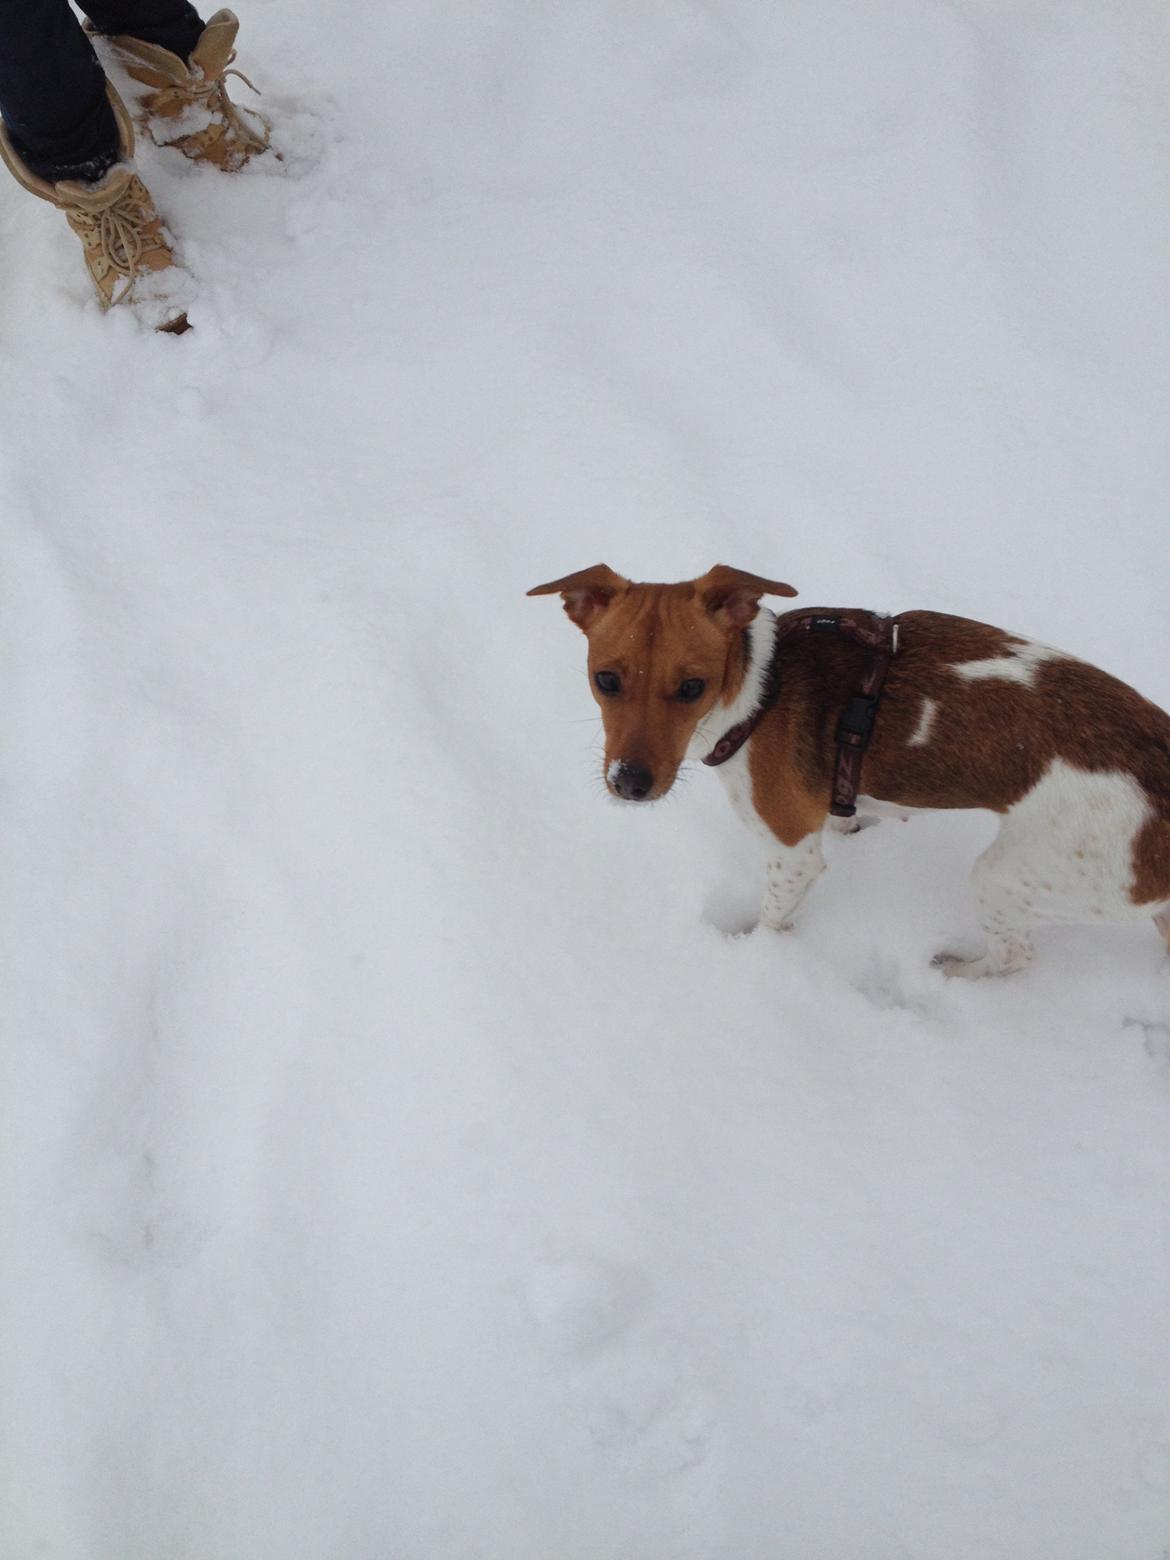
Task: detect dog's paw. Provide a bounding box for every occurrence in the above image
[932,949,994,979]
[932,939,1033,979]
[829,815,861,836]
[831,812,884,836]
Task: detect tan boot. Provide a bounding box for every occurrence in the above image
[0,83,189,331]
[98,8,270,171]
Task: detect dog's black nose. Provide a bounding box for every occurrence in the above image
[611,763,654,801]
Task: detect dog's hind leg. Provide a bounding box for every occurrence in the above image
[934,833,1037,979]
[937,765,1162,977]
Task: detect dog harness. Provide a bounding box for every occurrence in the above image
[701,610,900,818]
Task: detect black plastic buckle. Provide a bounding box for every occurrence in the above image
[836,692,878,748]
[810,615,840,634]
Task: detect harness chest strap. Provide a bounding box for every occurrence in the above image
[701,610,900,819]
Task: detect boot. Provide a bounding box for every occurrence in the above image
[98,8,270,171]
[0,83,189,331]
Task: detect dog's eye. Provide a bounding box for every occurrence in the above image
[677,678,706,702]
[594,670,622,696]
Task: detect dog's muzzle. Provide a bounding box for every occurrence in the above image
[609,762,654,801]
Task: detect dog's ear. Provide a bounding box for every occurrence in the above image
[694,564,798,629]
[527,564,630,632]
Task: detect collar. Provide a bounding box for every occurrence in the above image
[702,710,764,767]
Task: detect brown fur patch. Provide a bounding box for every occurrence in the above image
[753,609,1170,904]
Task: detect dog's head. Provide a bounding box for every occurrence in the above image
[528,564,797,801]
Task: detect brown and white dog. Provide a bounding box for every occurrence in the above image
[529,564,1170,977]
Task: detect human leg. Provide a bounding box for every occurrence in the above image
[0,72,188,327]
[0,0,118,181]
[82,0,203,63]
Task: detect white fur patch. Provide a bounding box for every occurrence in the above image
[716,742,775,846]
[907,696,937,747]
[691,607,794,851]
[686,608,779,762]
[692,610,829,927]
[978,759,1160,926]
[951,638,1070,687]
[711,734,827,924]
[761,833,826,929]
[853,796,936,821]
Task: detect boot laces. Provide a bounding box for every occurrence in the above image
[70,179,155,304]
[156,50,269,150]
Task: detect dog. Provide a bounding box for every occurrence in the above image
[529,563,1170,977]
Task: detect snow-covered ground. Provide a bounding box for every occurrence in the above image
[4,2,1170,1556]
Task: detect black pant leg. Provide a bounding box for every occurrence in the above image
[0,0,118,182]
[82,0,204,60]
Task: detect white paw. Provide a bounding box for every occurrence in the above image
[932,943,1033,979]
[838,812,884,834]
[932,949,993,979]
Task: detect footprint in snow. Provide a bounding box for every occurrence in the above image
[584,1361,715,1477]
[1122,1016,1170,1072]
[526,1256,644,1359]
[700,887,759,938]
[526,1255,717,1479]
[852,950,939,1017]
[1135,1438,1170,1491]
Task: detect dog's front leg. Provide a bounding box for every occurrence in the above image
[759,832,826,932]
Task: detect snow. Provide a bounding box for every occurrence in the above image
[3,1,1170,1556]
